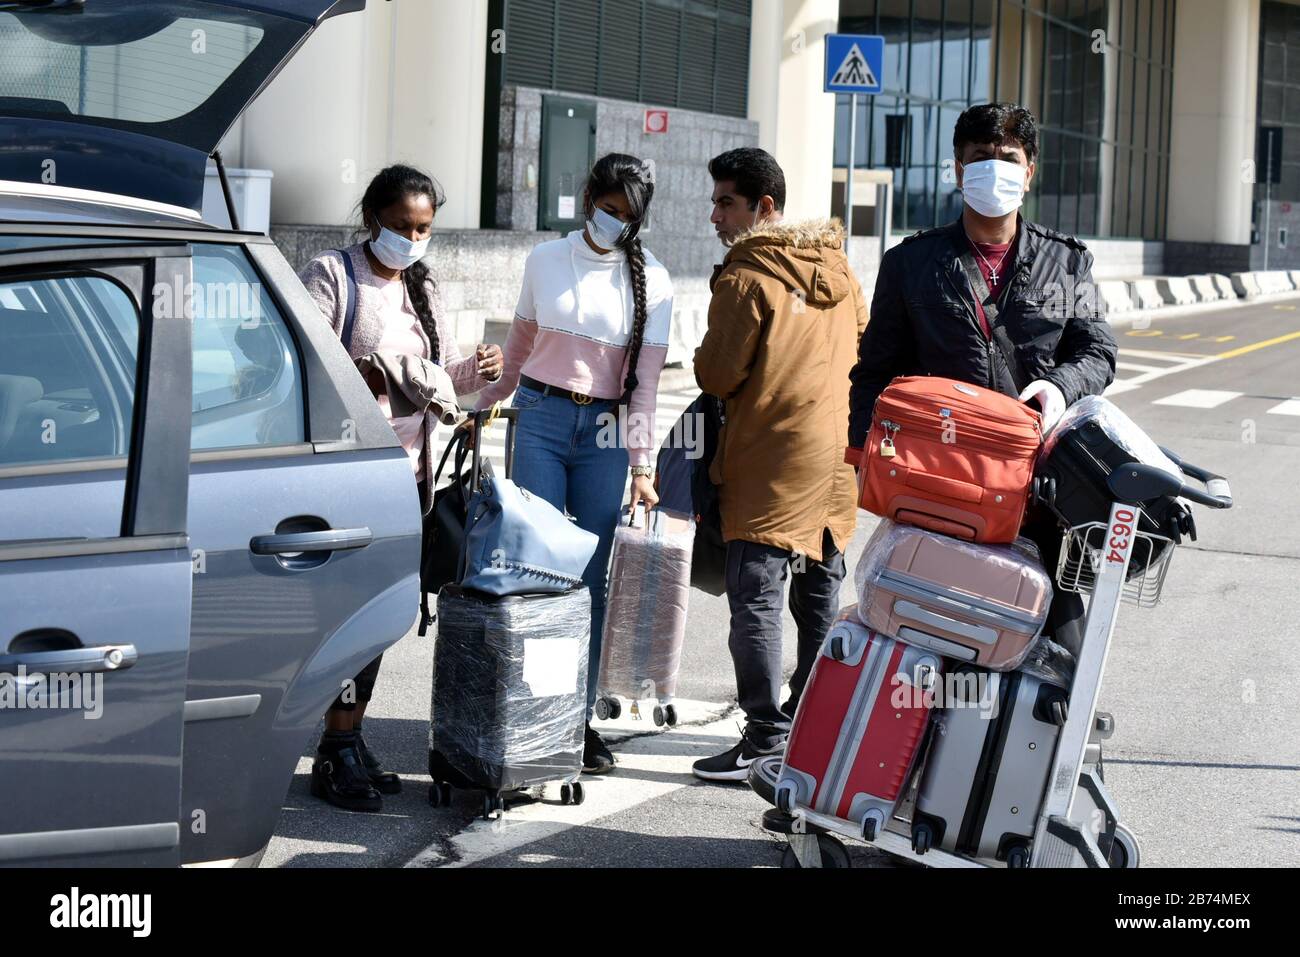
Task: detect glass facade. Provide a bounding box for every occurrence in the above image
[1257,1,1300,202]
[836,0,1176,240]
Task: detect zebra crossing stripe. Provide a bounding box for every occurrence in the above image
[1266,398,1300,416]
[1151,389,1243,409]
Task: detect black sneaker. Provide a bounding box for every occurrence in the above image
[692,737,784,782]
[583,723,615,775]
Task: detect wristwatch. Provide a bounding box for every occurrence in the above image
[630,465,654,478]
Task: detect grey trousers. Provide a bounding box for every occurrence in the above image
[724,529,846,750]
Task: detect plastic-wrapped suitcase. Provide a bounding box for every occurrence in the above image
[595,505,694,726]
[856,520,1052,671]
[910,665,1068,866]
[1037,396,1196,576]
[428,585,589,811]
[774,617,941,843]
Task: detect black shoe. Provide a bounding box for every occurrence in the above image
[311,732,383,812]
[780,698,797,720]
[355,729,402,795]
[693,737,784,782]
[582,723,615,775]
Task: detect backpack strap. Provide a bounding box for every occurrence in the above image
[335,248,359,353]
[956,248,1029,394]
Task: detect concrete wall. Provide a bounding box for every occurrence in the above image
[234,0,488,230]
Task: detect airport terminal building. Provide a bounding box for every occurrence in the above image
[210,0,1297,350]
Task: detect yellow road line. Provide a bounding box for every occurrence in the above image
[1215,330,1300,360]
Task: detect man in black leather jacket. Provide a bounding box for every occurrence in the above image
[849,103,1120,660]
[849,103,1118,450]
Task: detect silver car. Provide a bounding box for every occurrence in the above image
[0,0,420,866]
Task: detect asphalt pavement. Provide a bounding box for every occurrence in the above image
[264,294,1300,869]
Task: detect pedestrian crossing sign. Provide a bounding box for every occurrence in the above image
[825,34,884,95]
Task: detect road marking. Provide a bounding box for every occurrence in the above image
[1212,336,1236,343]
[1215,331,1300,360]
[1118,348,1212,361]
[1176,333,1201,340]
[1115,361,1167,374]
[1126,330,1164,337]
[1152,389,1243,409]
[1103,352,1219,397]
[1267,398,1300,416]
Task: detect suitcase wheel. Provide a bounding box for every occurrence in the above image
[560,782,585,807]
[595,696,621,721]
[1005,843,1031,869]
[664,704,678,727]
[653,705,665,727]
[911,822,933,855]
[482,793,504,820]
[774,785,795,815]
[860,815,881,843]
[1050,698,1069,727]
[829,634,849,662]
[1105,824,1140,869]
[428,781,453,809]
[780,835,851,869]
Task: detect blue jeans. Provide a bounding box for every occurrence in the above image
[509,383,628,718]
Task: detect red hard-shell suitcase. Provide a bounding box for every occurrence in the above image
[774,616,941,842]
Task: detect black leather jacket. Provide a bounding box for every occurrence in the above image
[848,216,1118,448]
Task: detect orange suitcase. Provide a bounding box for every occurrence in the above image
[846,376,1042,544]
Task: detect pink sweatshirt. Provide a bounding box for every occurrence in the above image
[477,230,674,466]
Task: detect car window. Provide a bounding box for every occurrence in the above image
[191,244,305,451]
[0,274,138,468]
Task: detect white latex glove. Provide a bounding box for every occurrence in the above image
[1018,379,1066,433]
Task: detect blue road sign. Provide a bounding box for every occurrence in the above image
[824,34,884,95]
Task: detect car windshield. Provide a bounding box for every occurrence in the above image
[0,0,304,150]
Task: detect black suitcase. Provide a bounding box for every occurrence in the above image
[428,585,589,815]
[1035,396,1230,577]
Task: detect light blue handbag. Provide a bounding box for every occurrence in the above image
[458,407,599,595]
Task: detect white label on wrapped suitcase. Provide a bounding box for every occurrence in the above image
[522,638,581,698]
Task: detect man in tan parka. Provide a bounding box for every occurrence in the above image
[691,148,869,781]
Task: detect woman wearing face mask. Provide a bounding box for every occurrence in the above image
[298,164,504,812]
[473,153,673,775]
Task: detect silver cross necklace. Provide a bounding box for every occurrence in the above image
[972,241,1012,286]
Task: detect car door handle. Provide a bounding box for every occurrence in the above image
[249,527,373,556]
[0,644,138,676]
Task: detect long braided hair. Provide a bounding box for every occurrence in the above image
[583,154,656,405]
[357,164,446,364]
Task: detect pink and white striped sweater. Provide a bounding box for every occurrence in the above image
[476,230,674,466]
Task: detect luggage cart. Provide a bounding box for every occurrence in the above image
[760,460,1232,868]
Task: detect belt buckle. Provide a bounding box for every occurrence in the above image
[572,391,593,406]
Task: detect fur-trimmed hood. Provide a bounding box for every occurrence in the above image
[718,218,853,306]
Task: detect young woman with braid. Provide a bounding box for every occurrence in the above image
[299,165,504,811]
[474,153,674,774]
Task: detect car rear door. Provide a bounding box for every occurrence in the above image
[0,244,193,866]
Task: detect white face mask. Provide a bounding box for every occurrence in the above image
[369,223,429,271]
[587,206,630,250]
[960,159,1028,218]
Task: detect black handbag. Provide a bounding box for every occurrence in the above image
[419,428,491,635]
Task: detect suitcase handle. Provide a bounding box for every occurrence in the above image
[467,404,521,492]
[1106,448,1233,510]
